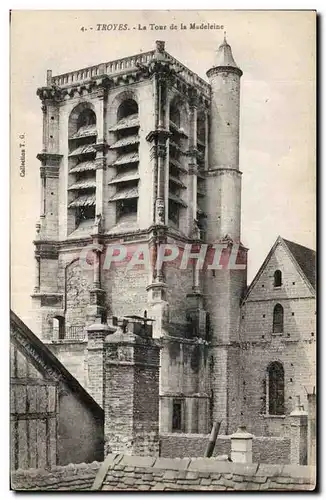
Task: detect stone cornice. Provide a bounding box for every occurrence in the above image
[146,129,172,143]
[35,224,212,253]
[36,85,63,103]
[160,392,210,399]
[31,292,63,299]
[148,58,175,80]
[206,167,243,177]
[34,241,59,259]
[37,152,62,167]
[207,66,243,79]
[37,76,113,103]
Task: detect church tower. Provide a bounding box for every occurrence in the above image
[205,36,247,432]
[32,38,246,435]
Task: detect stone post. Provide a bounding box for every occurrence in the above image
[290,395,308,465]
[87,323,116,407]
[230,425,253,463]
[103,321,161,456]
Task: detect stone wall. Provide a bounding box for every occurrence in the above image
[160,434,291,464]
[104,332,160,457]
[239,340,315,437]
[239,240,316,437]
[49,341,88,389]
[159,338,211,434]
[57,385,104,466]
[11,454,316,491]
[165,261,193,324]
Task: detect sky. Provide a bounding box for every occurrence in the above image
[10,10,316,325]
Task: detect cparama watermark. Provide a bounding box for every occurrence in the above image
[78,242,246,272]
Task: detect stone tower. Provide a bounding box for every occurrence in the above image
[205,36,247,432]
[32,38,246,435]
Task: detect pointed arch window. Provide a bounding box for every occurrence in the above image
[274,270,282,287]
[267,362,285,415]
[273,303,284,333]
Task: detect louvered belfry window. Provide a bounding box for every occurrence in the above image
[68,107,97,229]
[196,111,206,235]
[108,99,139,222]
[168,102,187,228]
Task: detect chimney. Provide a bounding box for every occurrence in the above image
[87,323,116,407]
[103,318,161,456]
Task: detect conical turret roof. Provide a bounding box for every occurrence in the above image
[207,34,242,77]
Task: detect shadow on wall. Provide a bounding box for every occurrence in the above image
[58,386,104,465]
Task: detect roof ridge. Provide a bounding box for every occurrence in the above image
[281,238,316,290]
[282,237,316,254]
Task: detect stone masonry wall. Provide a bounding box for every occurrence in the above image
[104,339,160,457]
[239,240,316,438]
[239,339,315,437]
[48,341,88,389]
[165,261,193,325]
[11,454,316,491]
[160,434,291,465]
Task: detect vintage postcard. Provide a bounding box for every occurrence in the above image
[10,10,316,491]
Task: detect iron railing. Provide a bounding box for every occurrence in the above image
[53,325,86,341]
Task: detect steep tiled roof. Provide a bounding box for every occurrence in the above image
[283,239,316,290]
[11,454,316,491]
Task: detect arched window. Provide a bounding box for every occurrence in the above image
[77,108,96,130]
[274,270,282,287]
[68,103,96,138]
[273,303,284,333]
[267,362,284,415]
[117,99,138,121]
